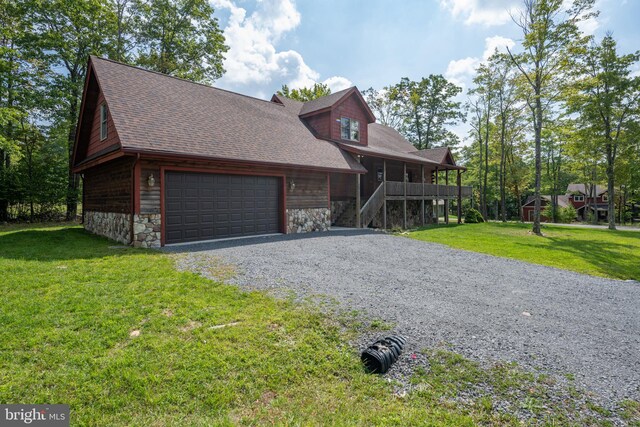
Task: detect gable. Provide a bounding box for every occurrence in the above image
[299,89,375,146]
[73,62,122,167]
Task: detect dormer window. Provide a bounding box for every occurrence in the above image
[100,103,108,140]
[573,195,584,202]
[340,117,359,141]
[602,194,608,202]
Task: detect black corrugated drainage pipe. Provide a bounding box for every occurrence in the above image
[361,335,406,374]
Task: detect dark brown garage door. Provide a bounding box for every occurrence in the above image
[165,172,281,244]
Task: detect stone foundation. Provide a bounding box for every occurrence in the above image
[287,208,331,233]
[132,214,162,248]
[84,211,131,244]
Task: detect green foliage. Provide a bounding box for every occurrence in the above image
[277,83,332,102]
[389,75,464,149]
[566,34,640,229]
[362,87,403,128]
[464,208,485,223]
[132,0,228,83]
[542,204,577,223]
[0,0,229,221]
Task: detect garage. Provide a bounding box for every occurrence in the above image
[164,171,282,244]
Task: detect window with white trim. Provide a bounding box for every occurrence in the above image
[340,117,359,141]
[573,195,584,202]
[100,104,108,140]
[602,194,608,202]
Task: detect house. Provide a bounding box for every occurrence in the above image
[521,195,571,222]
[521,184,609,222]
[72,57,471,247]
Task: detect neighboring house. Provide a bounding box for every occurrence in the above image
[521,195,571,222]
[72,57,471,247]
[521,184,609,222]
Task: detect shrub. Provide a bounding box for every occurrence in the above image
[558,206,577,223]
[464,208,485,223]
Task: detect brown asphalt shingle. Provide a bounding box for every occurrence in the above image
[91,57,364,173]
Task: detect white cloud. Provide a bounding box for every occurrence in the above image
[440,0,517,26]
[322,76,353,92]
[212,0,351,95]
[482,35,515,59]
[445,57,481,88]
[444,35,515,88]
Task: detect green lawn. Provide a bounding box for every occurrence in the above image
[1,224,635,425]
[408,222,640,280]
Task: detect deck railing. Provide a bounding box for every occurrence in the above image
[360,182,385,227]
[384,181,472,198]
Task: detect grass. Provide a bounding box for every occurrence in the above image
[1,224,637,425]
[408,222,640,280]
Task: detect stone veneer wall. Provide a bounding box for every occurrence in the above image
[84,211,131,244]
[84,211,161,248]
[287,208,331,233]
[132,214,161,248]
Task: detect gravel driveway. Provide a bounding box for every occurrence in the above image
[166,229,640,404]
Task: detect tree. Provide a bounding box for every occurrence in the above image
[567,34,640,230]
[362,87,403,129]
[507,0,595,235]
[389,75,464,150]
[277,83,331,102]
[132,0,228,83]
[27,0,118,220]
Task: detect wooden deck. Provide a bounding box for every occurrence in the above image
[384,181,472,200]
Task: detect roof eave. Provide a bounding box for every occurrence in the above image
[119,147,367,174]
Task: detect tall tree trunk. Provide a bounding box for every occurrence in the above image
[532,90,543,236]
[499,116,507,222]
[481,106,490,220]
[606,141,616,230]
[65,82,80,221]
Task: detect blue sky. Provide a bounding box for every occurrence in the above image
[211,0,640,139]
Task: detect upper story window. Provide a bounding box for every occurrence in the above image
[602,194,608,202]
[100,103,108,140]
[573,195,584,202]
[340,117,359,141]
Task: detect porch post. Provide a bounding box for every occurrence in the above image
[421,164,425,226]
[445,170,450,224]
[383,159,387,229]
[457,170,462,224]
[356,156,361,228]
[403,162,407,229]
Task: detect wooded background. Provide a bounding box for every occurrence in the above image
[1,0,638,232]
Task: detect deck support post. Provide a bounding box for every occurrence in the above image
[383,159,387,229]
[445,170,450,224]
[421,165,425,226]
[356,156,361,228]
[403,162,407,229]
[457,170,462,224]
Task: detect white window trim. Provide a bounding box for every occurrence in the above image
[100,103,108,141]
[602,194,608,202]
[340,117,360,142]
[573,195,584,202]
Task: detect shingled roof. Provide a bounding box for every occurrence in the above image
[566,184,608,196]
[298,87,376,122]
[79,57,365,173]
[411,147,455,165]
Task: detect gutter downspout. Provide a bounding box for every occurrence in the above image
[130,153,140,245]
